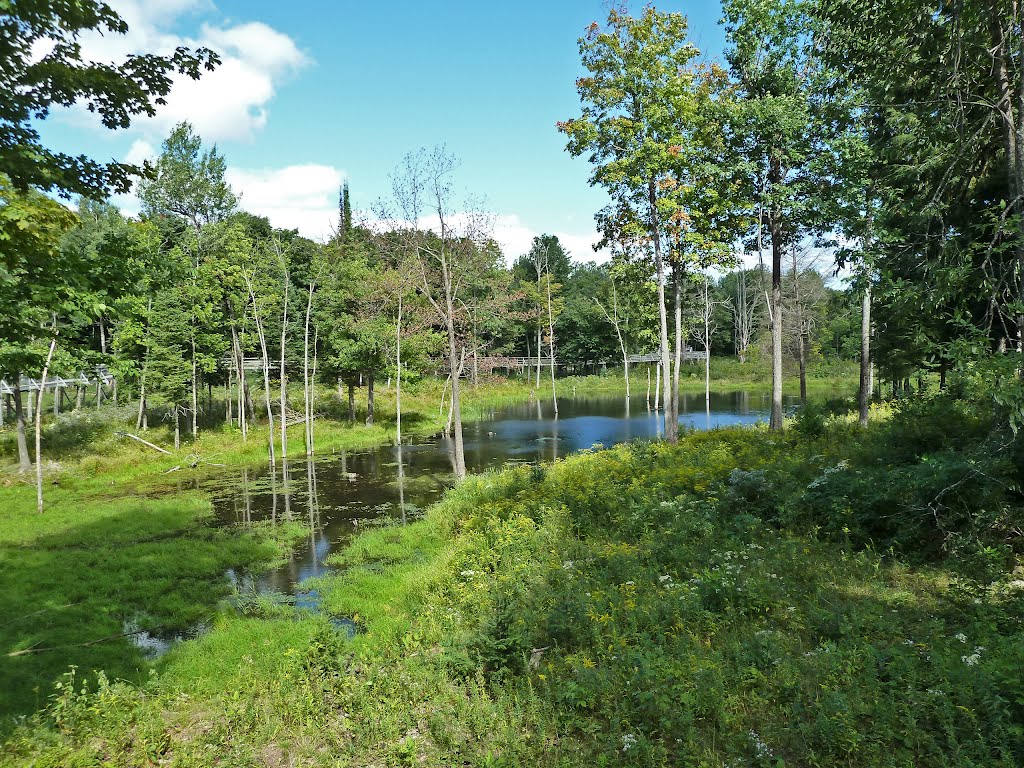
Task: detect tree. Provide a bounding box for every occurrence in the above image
[1,1,218,199]
[0,180,75,474]
[723,0,819,430]
[139,123,237,232]
[139,123,238,439]
[816,0,1024,427]
[384,147,493,481]
[560,7,701,444]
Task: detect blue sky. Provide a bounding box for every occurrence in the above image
[40,0,728,261]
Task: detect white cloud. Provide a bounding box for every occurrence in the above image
[227,164,344,240]
[123,139,157,167]
[491,214,606,265]
[67,1,309,143]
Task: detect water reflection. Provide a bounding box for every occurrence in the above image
[203,390,803,599]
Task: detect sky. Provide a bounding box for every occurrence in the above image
[38,0,728,263]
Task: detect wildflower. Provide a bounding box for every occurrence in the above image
[659,574,673,584]
[621,733,637,752]
[954,632,967,643]
[962,647,984,666]
[748,730,773,760]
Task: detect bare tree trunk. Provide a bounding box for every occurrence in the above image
[366,370,375,425]
[535,326,542,389]
[444,260,467,480]
[348,382,355,422]
[654,362,661,411]
[988,3,1024,354]
[792,249,807,404]
[244,271,276,466]
[280,274,289,461]
[14,379,30,473]
[769,197,784,431]
[859,282,872,427]
[737,268,749,363]
[190,336,198,438]
[672,266,682,434]
[303,282,314,456]
[396,296,403,444]
[174,408,181,451]
[546,272,558,416]
[137,372,146,431]
[703,280,712,409]
[53,385,60,417]
[310,326,318,455]
[649,177,676,443]
[646,366,651,409]
[36,328,58,513]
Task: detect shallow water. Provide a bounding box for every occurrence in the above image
[198,389,808,606]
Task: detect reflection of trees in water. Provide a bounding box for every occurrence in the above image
[397,443,407,525]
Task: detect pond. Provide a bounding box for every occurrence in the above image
[201,389,813,605]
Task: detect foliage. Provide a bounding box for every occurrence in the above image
[0,1,218,198]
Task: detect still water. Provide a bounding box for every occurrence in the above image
[202,390,802,605]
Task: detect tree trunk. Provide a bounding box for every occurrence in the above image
[987,3,1024,354]
[703,280,712,409]
[244,271,276,466]
[310,326,318,456]
[444,259,467,481]
[769,199,784,431]
[280,276,289,462]
[672,266,682,433]
[303,282,314,456]
[859,283,872,427]
[190,337,198,438]
[137,368,147,432]
[226,367,233,425]
[174,408,181,451]
[396,296,403,444]
[535,326,542,389]
[36,330,58,513]
[366,371,375,425]
[546,272,558,416]
[649,177,676,443]
[348,382,355,422]
[14,381,30,473]
[792,249,807,404]
[654,362,661,411]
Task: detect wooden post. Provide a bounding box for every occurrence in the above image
[53,384,60,416]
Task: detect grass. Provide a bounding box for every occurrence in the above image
[2,391,1021,766]
[0,363,863,747]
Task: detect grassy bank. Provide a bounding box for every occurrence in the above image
[3,390,1022,766]
[0,364,857,736]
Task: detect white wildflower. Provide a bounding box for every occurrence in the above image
[621,733,637,752]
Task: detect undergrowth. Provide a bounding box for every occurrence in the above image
[3,391,1022,766]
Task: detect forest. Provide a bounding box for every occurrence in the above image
[2,0,1024,766]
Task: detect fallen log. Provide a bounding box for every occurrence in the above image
[115,431,171,455]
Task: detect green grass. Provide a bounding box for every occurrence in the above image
[3,396,1021,766]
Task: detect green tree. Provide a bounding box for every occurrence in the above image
[560,7,700,443]
[1,1,217,198]
[722,0,819,429]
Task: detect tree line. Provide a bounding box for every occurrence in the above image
[559,0,1024,437]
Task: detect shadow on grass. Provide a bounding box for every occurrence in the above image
[0,492,283,730]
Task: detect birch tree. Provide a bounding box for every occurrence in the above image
[384,147,493,481]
